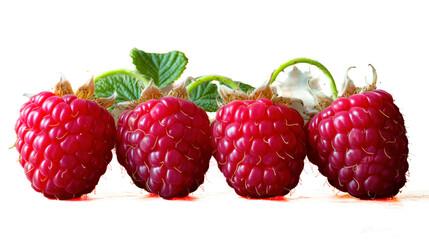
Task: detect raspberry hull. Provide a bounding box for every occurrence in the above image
[211,98,307,198]
[15,92,116,199]
[306,90,408,199]
[116,97,211,199]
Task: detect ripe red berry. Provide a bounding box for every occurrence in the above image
[15,90,116,200]
[116,96,212,199]
[211,98,307,198]
[306,90,408,199]
[270,59,410,199]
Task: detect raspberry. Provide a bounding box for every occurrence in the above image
[15,91,116,200]
[116,96,212,199]
[211,98,307,198]
[306,90,409,199]
[269,58,410,199]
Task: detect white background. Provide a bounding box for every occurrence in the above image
[1,1,428,239]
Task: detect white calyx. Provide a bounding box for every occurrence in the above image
[275,64,379,122]
[339,64,377,98]
[274,66,330,121]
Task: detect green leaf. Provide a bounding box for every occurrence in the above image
[130,48,188,88]
[188,81,220,112]
[188,80,255,112]
[231,81,254,94]
[94,72,145,103]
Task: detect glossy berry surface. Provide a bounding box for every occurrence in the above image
[211,98,307,198]
[15,92,116,200]
[306,90,409,199]
[116,97,211,199]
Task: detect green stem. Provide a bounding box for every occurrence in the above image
[186,75,240,92]
[94,69,150,85]
[270,58,338,100]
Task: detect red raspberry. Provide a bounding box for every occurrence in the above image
[15,91,116,199]
[306,90,408,199]
[211,98,307,198]
[116,96,212,199]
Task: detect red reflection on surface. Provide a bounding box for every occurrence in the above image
[66,194,92,201]
[172,195,198,201]
[142,193,198,201]
[335,193,400,202]
[265,196,288,201]
[240,196,288,201]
